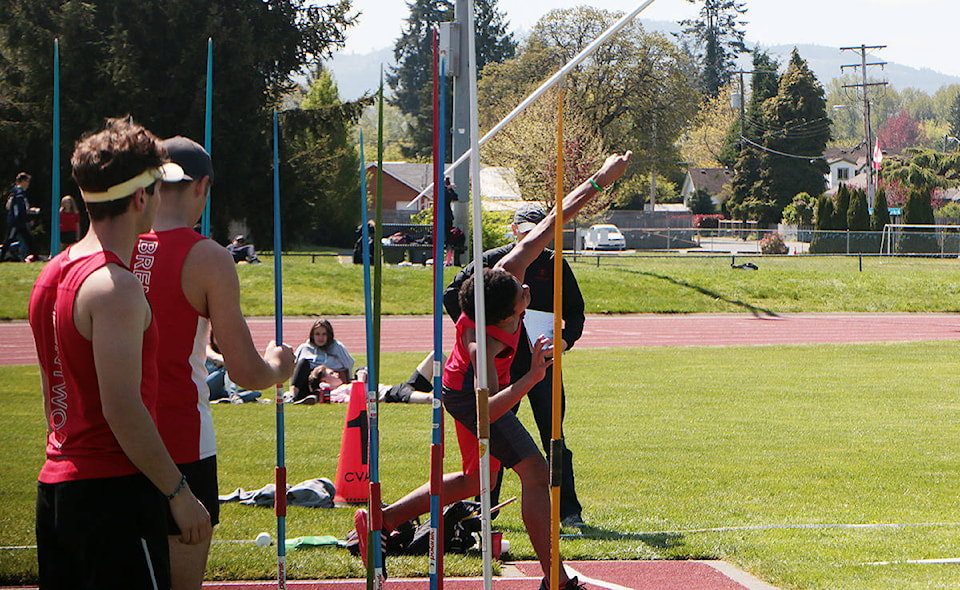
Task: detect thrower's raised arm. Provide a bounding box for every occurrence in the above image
[496,151,632,283]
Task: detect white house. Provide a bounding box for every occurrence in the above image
[680,168,734,206]
[824,146,867,191]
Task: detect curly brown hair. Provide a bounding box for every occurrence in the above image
[71,117,166,220]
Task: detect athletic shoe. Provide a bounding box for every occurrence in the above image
[354,509,369,567]
[538,575,587,590]
[561,514,586,528]
[294,394,318,405]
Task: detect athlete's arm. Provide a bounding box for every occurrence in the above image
[184,240,294,389]
[79,266,211,545]
[496,151,632,283]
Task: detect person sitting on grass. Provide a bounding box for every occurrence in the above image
[352,151,632,590]
[286,318,354,402]
[296,352,444,405]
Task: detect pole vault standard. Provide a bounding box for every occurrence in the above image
[271,110,287,590]
[365,72,386,590]
[201,38,213,237]
[549,84,564,590]
[50,39,61,256]
[462,2,494,588]
[429,26,447,590]
[410,0,660,208]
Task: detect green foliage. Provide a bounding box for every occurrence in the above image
[814,194,834,230]
[752,49,830,223]
[688,188,716,214]
[935,200,960,219]
[728,51,780,220]
[758,232,788,254]
[679,0,748,97]
[833,183,851,230]
[0,0,357,246]
[847,188,870,231]
[950,91,960,138]
[279,68,370,247]
[871,187,891,231]
[780,192,815,225]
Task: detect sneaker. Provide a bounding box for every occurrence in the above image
[354,509,369,567]
[294,394,318,405]
[561,514,586,529]
[539,575,586,590]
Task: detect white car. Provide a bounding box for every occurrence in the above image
[583,224,626,250]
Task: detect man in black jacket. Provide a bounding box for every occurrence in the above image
[443,203,586,527]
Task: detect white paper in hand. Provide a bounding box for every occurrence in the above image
[522,309,554,349]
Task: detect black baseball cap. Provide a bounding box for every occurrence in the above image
[514,202,547,234]
[161,136,213,183]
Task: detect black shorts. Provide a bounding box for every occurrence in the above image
[166,456,220,535]
[443,384,541,470]
[36,473,170,590]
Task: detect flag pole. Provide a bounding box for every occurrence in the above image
[272,110,287,590]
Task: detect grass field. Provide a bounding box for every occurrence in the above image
[4,342,960,589]
[4,254,960,319]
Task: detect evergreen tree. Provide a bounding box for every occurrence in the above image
[833,183,850,230]
[727,50,779,220]
[847,187,870,232]
[281,66,366,246]
[814,194,834,230]
[752,49,831,224]
[388,0,516,159]
[871,186,891,232]
[950,92,960,139]
[680,0,748,97]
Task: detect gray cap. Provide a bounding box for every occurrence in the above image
[161,136,213,183]
[514,202,547,234]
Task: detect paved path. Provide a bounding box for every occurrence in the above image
[4,312,960,367]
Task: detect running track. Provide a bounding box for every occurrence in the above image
[4,312,960,367]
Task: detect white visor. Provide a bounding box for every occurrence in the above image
[81,162,183,203]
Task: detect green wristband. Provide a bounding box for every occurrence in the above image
[589,178,604,192]
[166,474,187,500]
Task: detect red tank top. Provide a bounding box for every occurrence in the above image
[30,250,159,483]
[442,313,521,391]
[135,228,214,464]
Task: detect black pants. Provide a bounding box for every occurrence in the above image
[490,364,581,520]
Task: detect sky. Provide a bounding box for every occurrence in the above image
[335,0,960,78]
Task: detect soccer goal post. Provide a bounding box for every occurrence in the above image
[879,224,960,257]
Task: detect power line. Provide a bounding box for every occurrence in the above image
[739,135,827,160]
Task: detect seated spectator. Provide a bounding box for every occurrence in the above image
[206,332,262,403]
[290,352,444,405]
[287,319,354,402]
[226,234,261,264]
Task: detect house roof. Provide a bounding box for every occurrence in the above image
[824,146,867,166]
[686,168,734,196]
[368,162,522,210]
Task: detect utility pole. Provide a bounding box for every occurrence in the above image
[841,44,887,209]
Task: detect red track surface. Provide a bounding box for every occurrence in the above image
[4,312,960,367]
[194,560,774,590]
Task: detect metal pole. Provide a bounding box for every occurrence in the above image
[271,110,287,590]
[51,39,60,256]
